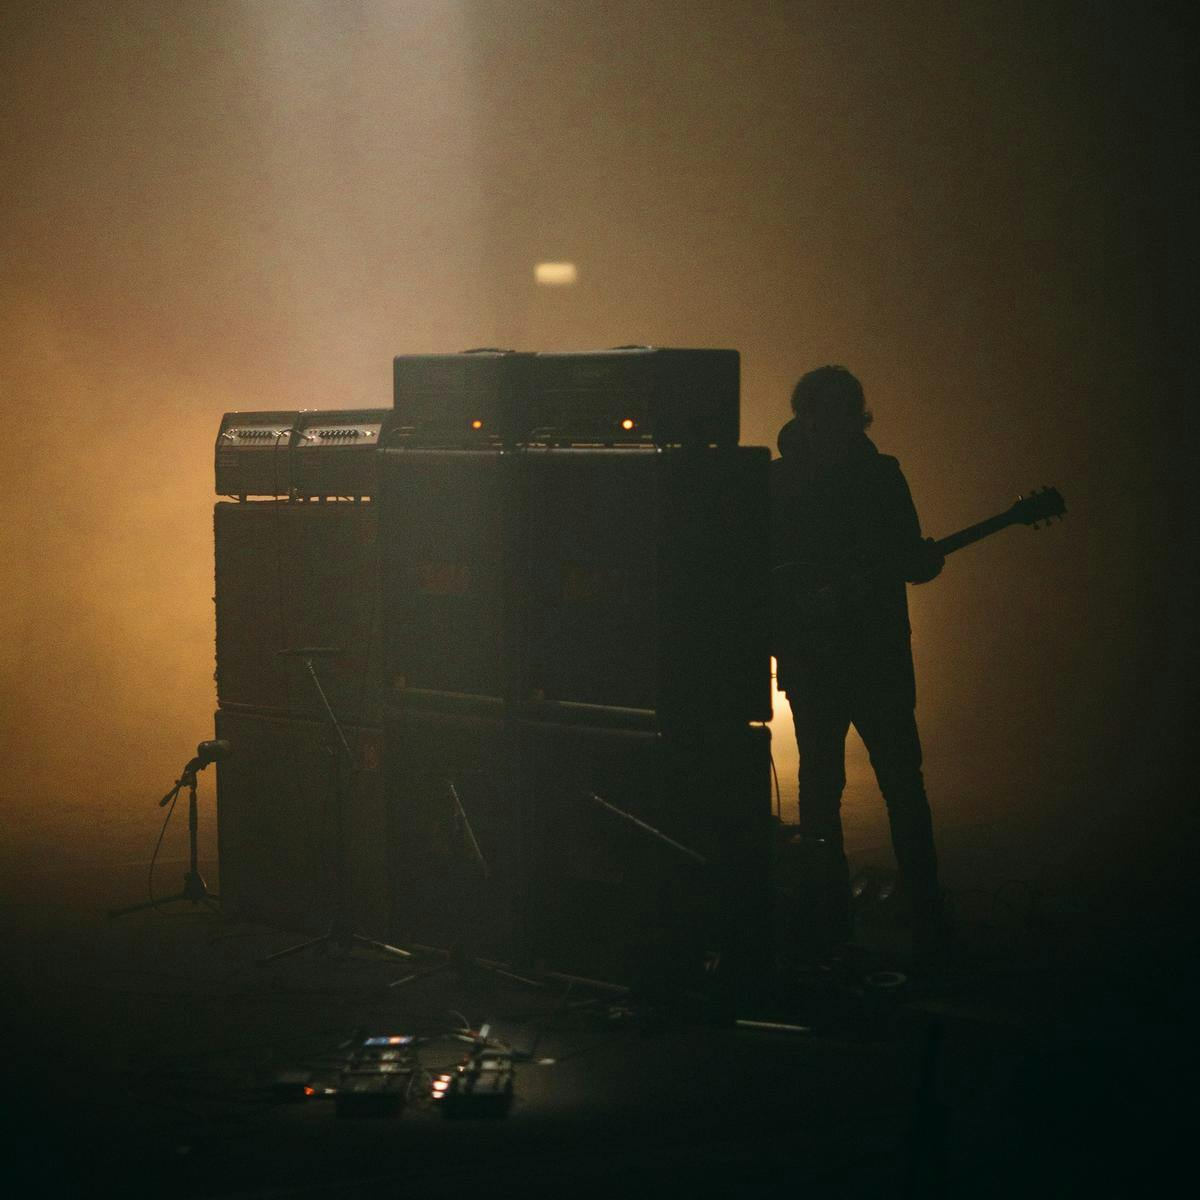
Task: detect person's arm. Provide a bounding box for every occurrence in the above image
[876,459,944,584]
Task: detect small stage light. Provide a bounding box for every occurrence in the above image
[534,262,578,285]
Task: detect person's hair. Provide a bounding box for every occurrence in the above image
[790,365,873,430]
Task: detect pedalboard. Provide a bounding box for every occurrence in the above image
[431,1047,515,1118]
[273,1030,516,1121]
[334,1035,417,1119]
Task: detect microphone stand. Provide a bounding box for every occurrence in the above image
[572,787,716,1018]
[110,755,220,918]
[262,652,413,964]
[388,778,545,993]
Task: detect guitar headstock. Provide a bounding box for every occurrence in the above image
[1011,485,1067,528]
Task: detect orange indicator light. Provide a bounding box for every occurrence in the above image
[620,418,636,431]
[471,419,484,430]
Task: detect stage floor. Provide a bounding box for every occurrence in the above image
[0,852,1187,1198]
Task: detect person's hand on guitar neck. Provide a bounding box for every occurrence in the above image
[905,537,945,585]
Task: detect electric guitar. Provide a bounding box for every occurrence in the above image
[773,486,1067,626]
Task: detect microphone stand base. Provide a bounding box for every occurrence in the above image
[259,925,415,966]
[109,872,221,919]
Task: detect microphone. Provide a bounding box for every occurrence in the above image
[194,739,232,766]
[160,741,232,803]
[162,740,231,802]
[275,646,345,658]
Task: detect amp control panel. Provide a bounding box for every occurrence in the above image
[295,420,386,446]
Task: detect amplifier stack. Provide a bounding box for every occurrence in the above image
[213,348,773,986]
[391,347,739,448]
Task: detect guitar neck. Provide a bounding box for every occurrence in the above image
[935,510,1016,557]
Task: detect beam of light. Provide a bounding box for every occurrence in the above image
[234,0,487,365]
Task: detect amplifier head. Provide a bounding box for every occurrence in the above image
[392,350,535,447]
[524,347,740,447]
[291,408,395,498]
[215,411,298,497]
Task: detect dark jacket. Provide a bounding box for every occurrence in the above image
[770,423,938,705]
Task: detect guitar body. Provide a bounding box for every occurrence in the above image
[772,556,881,637]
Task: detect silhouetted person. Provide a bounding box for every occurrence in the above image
[771,366,950,964]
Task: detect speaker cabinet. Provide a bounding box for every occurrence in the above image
[386,707,523,961]
[375,446,771,725]
[383,710,772,984]
[376,449,519,706]
[521,447,771,725]
[214,710,388,940]
[518,719,773,985]
[213,501,381,721]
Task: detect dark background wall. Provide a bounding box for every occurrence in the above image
[1,1,1193,903]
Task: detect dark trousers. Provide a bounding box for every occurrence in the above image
[787,687,941,920]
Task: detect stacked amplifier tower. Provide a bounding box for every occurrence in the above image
[213,408,395,941]
[212,348,773,987]
[382,348,774,986]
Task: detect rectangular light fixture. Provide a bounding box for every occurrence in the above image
[534,262,578,285]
